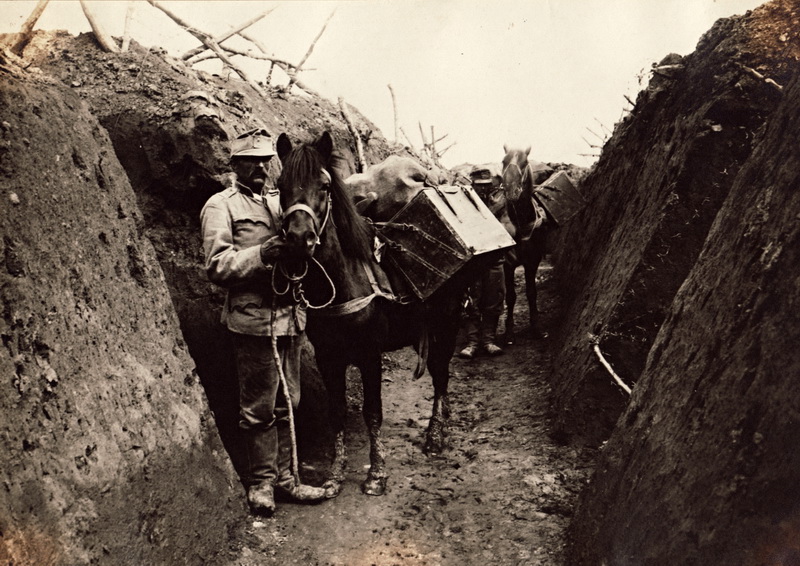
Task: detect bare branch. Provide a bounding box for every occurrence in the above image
[437,141,456,157]
[4,0,49,54]
[418,122,429,146]
[181,7,275,61]
[737,63,784,93]
[236,30,319,96]
[400,127,418,152]
[189,44,296,69]
[339,97,366,173]
[387,84,399,142]
[80,0,120,53]
[121,2,135,52]
[287,8,336,91]
[623,94,636,107]
[586,126,605,142]
[594,117,612,136]
[581,136,600,149]
[146,0,265,95]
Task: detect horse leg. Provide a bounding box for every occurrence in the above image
[423,329,457,455]
[318,355,348,498]
[502,259,517,345]
[358,354,388,495]
[523,257,545,339]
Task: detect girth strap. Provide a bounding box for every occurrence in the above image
[310,260,397,318]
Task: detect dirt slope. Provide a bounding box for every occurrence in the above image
[0,66,240,565]
[548,0,800,446]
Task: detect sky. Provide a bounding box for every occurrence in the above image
[1,0,766,168]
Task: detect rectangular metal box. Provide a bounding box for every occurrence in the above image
[378,185,515,300]
[533,171,586,226]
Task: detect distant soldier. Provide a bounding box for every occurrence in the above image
[200,129,329,517]
[459,165,507,359]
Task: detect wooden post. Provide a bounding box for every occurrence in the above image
[339,97,366,173]
[80,0,120,53]
[121,1,135,52]
[4,0,49,54]
[388,84,399,143]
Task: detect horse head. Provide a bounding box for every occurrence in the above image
[501,144,532,203]
[276,131,373,262]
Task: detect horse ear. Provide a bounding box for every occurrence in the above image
[524,145,531,157]
[503,144,509,154]
[277,133,292,162]
[315,131,334,162]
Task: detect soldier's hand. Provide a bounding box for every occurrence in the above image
[260,235,288,264]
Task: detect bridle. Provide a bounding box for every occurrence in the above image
[280,168,333,246]
[501,158,531,200]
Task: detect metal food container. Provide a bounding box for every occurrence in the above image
[533,171,586,226]
[378,185,515,300]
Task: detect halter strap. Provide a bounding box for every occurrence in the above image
[282,192,332,245]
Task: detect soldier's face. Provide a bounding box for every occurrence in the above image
[232,156,271,192]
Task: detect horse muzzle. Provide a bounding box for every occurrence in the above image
[282,202,321,258]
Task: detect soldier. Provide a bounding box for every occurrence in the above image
[200,129,329,517]
[459,165,507,359]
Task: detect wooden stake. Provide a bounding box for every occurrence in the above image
[400,127,417,152]
[121,1,135,52]
[4,0,49,54]
[287,8,336,92]
[339,97,366,173]
[388,84,399,142]
[181,7,275,61]
[80,0,120,53]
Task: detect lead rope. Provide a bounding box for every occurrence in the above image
[270,294,300,485]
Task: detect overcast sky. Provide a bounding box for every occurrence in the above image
[2,0,765,167]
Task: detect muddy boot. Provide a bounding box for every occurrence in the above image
[458,342,479,359]
[275,423,328,504]
[245,427,278,516]
[480,315,504,356]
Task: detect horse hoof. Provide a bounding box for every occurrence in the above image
[361,476,387,496]
[423,436,446,456]
[321,479,343,499]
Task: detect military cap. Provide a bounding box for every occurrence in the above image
[470,166,493,184]
[230,128,276,158]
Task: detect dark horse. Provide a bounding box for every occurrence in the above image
[275,131,471,497]
[500,145,553,342]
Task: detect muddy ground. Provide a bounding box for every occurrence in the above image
[218,264,597,566]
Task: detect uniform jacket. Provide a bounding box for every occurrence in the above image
[200,181,306,336]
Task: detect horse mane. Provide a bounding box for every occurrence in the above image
[281,143,374,262]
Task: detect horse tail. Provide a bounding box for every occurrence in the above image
[413,323,429,380]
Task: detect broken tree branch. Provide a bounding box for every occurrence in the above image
[388,84,399,142]
[287,8,336,92]
[121,2,135,52]
[181,7,275,61]
[5,0,49,54]
[437,141,456,157]
[339,97,366,173]
[418,122,429,146]
[592,343,632,395]
[738,63,783,93]
[400,127,418,152]
[146,0,265,96]
[581,136,601,149]
[234,30,319,96]
[189,44,296,69]
[80,0,120,53]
